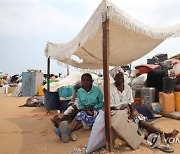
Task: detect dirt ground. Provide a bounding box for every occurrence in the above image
[0,93,180,154]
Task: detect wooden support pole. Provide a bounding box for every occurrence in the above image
[102,15,112,151]
[47,56,50,113]
[67,65,70,76]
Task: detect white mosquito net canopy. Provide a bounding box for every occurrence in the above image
[45,0,180,69]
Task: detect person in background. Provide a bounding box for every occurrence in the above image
[53,73,104,143]
[44,74,58,85]
[0,76,6,86]
[0,74,10,94]
[50,74,57,83]
[51,81,82,127]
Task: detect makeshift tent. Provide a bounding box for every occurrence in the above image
[45,0,180,69]
[45,0,180,151]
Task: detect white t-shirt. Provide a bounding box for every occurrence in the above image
[110,83,133,109]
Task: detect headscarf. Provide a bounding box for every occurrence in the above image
[110,66,124,79]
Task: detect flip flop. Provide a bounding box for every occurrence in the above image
[157,144,174,153]
[53,127,76,141]
[53,127,61,137]
[146,119,155,125]
[81,120,90,129]
[59,121,70,143]
[51,118,59,128]
[154,114,162,119]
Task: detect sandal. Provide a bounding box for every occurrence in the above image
[59,121,70,143]
[53,127,77,141]
[145,119,155,125]
[157,144,174,153]
[53,127,61,137]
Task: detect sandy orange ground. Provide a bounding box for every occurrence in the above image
[0,93,180,154]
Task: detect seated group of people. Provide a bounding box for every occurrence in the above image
[50,67,179,151]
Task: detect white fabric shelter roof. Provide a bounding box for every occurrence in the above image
[45,0,180,69]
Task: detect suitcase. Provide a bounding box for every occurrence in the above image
[159,92,175,113]
[111,110,144,150]
[140,87,155,109]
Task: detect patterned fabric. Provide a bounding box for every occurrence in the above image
[76,110,99,128]
[134,115,147,125]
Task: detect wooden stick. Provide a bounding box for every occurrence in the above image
[102,13,112,152]
[47,56,50,113]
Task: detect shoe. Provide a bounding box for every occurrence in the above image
[53,126,76,141]
[53,127,61,137]
[154,114,162,119]
[145,119,155,125]
[81,121,90,129]
[59,121,70,143]
[157,144,174,153]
